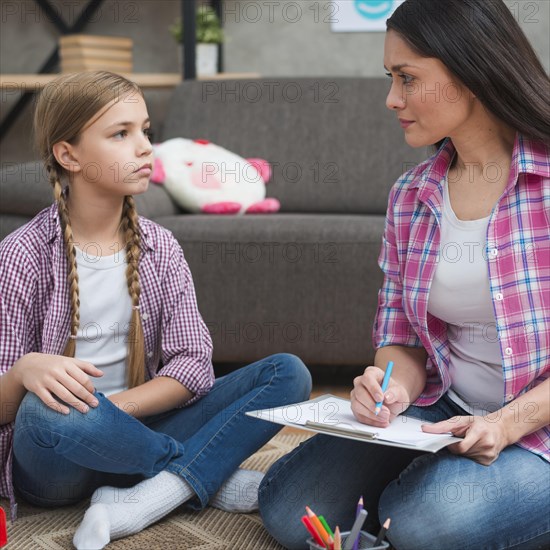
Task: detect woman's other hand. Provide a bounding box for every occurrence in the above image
[422,415,511,465]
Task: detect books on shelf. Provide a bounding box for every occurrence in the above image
[247,394,463,453]
[60,60,133,72]
[59,34,133,73]
[59,34,133,49]
[60,47,132,62]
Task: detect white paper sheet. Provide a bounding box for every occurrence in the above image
[247,395,462,452]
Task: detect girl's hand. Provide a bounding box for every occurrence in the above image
[350,366,411,428]
[422,415,510,466]
[13,352,103,415]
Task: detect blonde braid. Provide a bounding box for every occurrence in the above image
[33,71,148,369]
[47,161,80,356]
[122,195,146,388]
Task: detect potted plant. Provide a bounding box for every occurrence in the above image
[170,5,223,77]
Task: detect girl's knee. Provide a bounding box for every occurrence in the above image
[269,353,312,399]
[16,390,110,437]
[16,391,59,428]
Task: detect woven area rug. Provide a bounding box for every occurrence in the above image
[1,432,311,549]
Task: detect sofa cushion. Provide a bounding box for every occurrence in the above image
[134,183,181,219]
[0,162,52,216]
[162,78,428,215]
[0,215,33,242]
[0,161,180,220]
[155,212,385,365]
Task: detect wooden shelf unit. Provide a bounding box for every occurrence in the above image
[0,73,261,91]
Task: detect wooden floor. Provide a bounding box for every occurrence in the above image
[311,385,350,400]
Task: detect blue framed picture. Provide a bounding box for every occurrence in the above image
[331,0,405,32]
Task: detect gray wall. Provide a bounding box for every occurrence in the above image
[223,0,550,76]
[0,0,183,164]
[1,0,548,165]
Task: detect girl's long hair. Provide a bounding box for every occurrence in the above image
[387,0,550,148]
[34,71,147,388]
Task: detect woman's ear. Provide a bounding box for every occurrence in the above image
[52,141,81,174]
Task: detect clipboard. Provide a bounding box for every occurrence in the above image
[247,394,462,453]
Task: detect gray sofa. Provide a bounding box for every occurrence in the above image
[0,78,426,371]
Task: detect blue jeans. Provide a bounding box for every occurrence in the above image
[258,394,550,550]
[13,353,312,512]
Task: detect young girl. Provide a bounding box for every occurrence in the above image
[259,1,549,548]
[0,70,312,549]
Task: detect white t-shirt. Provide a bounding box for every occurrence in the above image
[74,245,132,396]
[427,176,504,415]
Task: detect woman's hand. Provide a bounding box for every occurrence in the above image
[13,352,104,415]
[422,415,511,466]
[350,366,411,428]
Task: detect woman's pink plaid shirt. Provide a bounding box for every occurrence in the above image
[0,206,214,520]
[373,134,549,463]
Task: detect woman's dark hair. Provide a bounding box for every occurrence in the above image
[387,0,550,147]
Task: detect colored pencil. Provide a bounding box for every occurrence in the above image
[319,515,334,538]
[306,506,331,548]
[375,360,394,416]
[302,515,325,547]
[343,508,368,550]
[373,518,391,547]
[352,496,364,550]
[334,526,342,550]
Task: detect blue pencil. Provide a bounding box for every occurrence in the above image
[374,361,394,416]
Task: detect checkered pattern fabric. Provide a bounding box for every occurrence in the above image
[373,134,549,462]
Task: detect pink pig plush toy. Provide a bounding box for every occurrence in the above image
[151,138,280,214]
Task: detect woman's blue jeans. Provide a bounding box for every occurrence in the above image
[258,393,550,550]
[13,353,312,512]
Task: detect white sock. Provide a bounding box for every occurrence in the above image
[89,484,141,506]
[73,471,194,549]
[210,469,265,513]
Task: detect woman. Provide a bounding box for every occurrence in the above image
[258,1,549,548]
[0,71,312,549]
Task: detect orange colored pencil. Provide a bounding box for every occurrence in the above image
[334,526,342,550]
[306,506,331,548]
[302,515,325,547]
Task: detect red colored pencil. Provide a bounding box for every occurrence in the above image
[306,506,331,548]
[0,506,7,548]
[302,515,325,547]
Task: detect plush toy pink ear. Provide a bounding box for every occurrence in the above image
[151,158,166,184]
[246,198,280,214]
[247,158,272,184]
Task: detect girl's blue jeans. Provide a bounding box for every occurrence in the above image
[13,353,312,512]
[258,393,550,550]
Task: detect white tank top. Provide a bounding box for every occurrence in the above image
[73,245,132,396]
[427,176,504,415]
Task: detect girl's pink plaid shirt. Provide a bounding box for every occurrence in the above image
[373,134,549,463]
[0,207,215,521]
